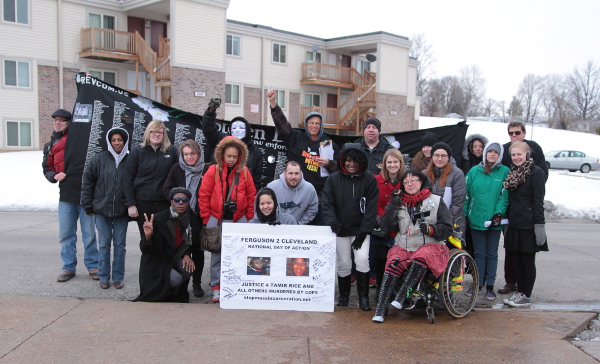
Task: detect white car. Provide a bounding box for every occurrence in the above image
[545,150,600,173]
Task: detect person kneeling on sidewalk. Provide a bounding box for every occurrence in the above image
[133,188,199,303]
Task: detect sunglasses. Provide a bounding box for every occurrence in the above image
[171,197,190,203]
[508,131,522,136]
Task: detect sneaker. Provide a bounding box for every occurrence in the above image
[465,286,482,297]
[507,292,531,307]
[350,276,357,285]
[212,286,220,303]
[57,270,75,282]
[369,278,377,288]
[88,269,100,280]
[498,283,518,294]
[503,292,520,305]
[485,290,496,301]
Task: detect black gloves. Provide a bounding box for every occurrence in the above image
[268,221,281,226]
[351,232,367,250]
[208,98,221,110]
[419,221,432,236]
[490,213,502,228]
[389,189,403,208]
[329,221,341,235]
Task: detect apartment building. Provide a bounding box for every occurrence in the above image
[0,0,419,151]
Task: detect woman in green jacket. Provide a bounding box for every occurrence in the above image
[463,141,509,301]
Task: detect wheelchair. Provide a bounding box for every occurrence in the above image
[374,234,479,324]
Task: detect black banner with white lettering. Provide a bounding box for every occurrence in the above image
[64,74,468,188]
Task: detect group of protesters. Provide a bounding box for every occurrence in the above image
[42,90,549,315]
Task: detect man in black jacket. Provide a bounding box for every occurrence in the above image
[202,98,264,190]
[356,118,395,175]
[268,89,339,225]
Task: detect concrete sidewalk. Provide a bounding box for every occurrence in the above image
[0,296,598,363]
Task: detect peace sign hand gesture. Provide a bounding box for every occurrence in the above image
[143,213,154,241]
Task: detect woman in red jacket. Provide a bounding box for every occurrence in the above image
[198,136,256,303]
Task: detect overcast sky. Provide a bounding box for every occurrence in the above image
[227,0,600,104]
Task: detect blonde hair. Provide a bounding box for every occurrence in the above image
[141,120,171,152]
[380,149,405,182]
[509,141,530,154]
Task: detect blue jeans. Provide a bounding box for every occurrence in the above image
[471,229,501,288]
[58,201,98,273]
[95,214,128,282]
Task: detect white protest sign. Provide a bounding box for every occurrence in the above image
[220,223,337,312]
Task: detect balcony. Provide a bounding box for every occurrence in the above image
[79,27,171,104]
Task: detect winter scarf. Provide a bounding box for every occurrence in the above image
[503,160,533,191]
[400,187,432,207]
[169,207,192,246]
[178,154,205,212]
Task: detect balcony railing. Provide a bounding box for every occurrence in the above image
[81,27,136,54]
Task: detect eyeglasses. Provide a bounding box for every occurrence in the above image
[171,198,190,204]
[403,178,420,186]
[508,131,522,136]
[150,130,164,135]
[432,154,448,159]
[53,118,68,123]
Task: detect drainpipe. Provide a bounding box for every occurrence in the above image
[57,0,64,108]
[260,36,264,125]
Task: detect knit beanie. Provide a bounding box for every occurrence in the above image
[363,118,381,132]
[421,132,438,147]
[431,142,452,159]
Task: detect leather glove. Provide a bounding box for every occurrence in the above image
[534,224,547,246]
[419,221,432,236]
[268,221,281,226]
[208,98,221,110]
[329,221,341,235]
[490,213,502,228]
[351,232,367,250]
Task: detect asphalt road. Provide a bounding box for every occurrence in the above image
[1,212,598,308]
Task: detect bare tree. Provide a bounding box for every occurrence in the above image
[440,76,463,115]
[458,65,486,117]
[507,96,523,121]
[410,33,436,96]
[517,74,545,122]
[483,98,498,117]
[568,60,600,122]
[420,78,444,116]
[543,75,574,130]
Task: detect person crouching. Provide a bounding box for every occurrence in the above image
[133,187,199,303]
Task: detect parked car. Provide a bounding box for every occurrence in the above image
[545,150,600,173]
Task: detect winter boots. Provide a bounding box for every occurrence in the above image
[356,271,371,311]
[337,275,351,306]
[390,260,428,310]
[372,272,400,322]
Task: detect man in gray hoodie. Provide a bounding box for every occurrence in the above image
[266,161,318,225]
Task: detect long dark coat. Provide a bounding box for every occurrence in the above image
[133,208,200,302]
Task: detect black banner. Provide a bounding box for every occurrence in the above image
[64,74,468,188]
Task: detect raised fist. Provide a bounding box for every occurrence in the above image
[208,98,221,110]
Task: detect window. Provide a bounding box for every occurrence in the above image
[356,59,370,75]
[3,0,28,24]
[226,35,240,56]
[89,70,116,85]
[306,51,321,63]
[275,89,286,108]
[272,43,287,64]
[3,59,29,87]
[225,84,240,104]
[89,13,115,29]
[304,93,321,107]
[6,120,31,147]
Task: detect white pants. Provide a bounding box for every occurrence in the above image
[336,235,370,277]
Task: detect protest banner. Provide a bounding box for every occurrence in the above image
[64,74,468,192]
[220,223,337,312]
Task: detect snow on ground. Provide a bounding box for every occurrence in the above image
[1,119,599,220]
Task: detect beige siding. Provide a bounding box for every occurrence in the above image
[226,33,262,85]
[378,43,408,95]
[0,61,39,149]
[407,65,417,105]
[172,0,225,69]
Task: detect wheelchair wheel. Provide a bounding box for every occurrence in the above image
[439,249,478,319]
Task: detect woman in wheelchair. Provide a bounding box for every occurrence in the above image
[373,169,453,323]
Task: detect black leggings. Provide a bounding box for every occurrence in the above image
[373,245,391,287]
[513,251,536,298]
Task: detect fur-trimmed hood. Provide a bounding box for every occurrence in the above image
[214,135,249,173]
[462,133,489,160]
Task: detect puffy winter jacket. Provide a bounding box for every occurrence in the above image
[321,143,379,237]
[198,136,256,224]
[424,164,466,233]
